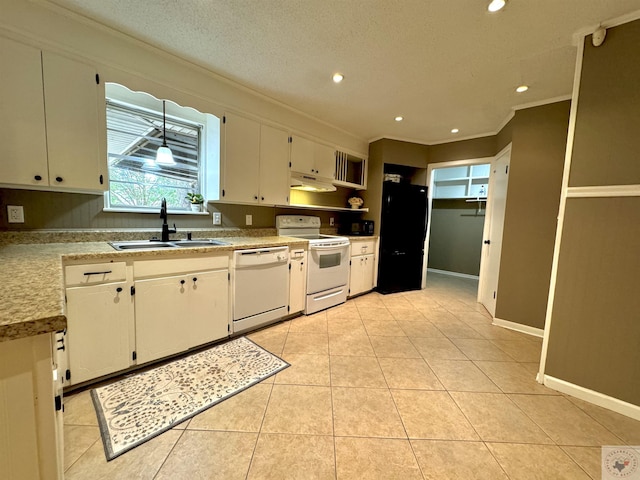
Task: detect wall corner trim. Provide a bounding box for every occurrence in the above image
[544,375,640,422]
[492,317,544,338]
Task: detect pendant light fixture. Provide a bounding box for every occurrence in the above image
[155,100,176,165]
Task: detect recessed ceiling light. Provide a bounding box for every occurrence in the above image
[451,128,459,134]
[332,73,344,83]
[516,85,529,93]
[395,116,404,122]
[487,0,506,12]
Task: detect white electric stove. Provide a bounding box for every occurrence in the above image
[277,215,350,314]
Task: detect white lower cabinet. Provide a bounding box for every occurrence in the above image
[349,238,379,297]
[133,258,230,365]
[289,249,307,314]
[65,281,133,385]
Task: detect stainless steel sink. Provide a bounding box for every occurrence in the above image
[109,239,229,251]
[172,239,230,247]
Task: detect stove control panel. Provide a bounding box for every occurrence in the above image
[276,215,321,229]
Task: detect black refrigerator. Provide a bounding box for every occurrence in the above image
[377,182,429,294]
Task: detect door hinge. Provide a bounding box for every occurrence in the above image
[349,260,352,266]
[64,294,67,304]
[65,369,71,381]
[228,272,231,281]
[99,174,104,185]
[227,324,230,333]
[223,115,226,124]
[289,162,292,168]
[505,165,509,174]
[55,395,62,412]
[493,291,496,299]
[289,263,291,270]
[132,351,137,361]
[222,189,225,197]
[130,285,135,295]
[288,136,292,143]
[95,73,100,85]
[287,305,290,312]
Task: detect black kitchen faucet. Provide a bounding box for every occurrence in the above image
[160,198,177,242]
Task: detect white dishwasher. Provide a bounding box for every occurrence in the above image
[232,246,289,333]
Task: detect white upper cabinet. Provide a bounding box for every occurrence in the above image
[222,112,261,203]
[259,124,290,205]
[0,37,106,192]
[222,112,290,205]
[42,51,106,191]
[290,135,335,180]
[0,37,48,186]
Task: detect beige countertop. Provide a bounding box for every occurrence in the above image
[0,236,308,342]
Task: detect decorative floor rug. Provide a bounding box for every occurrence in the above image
[91,336,289,460]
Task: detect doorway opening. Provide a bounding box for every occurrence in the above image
[423,144,511,317]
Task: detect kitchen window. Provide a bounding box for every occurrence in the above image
[104,83,220,212]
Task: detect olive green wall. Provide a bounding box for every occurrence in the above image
[427,199,484,276]
[545,20,640,405]
[494,101,571,329]
[568,21,640,187]
[545,198,640,405]
[430,136,496,164]
[0,187,345,230]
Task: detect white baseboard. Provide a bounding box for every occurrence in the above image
[427,268,479,280]
[544,375,640,422]
[492,317,544,338]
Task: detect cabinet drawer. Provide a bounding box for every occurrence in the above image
[350,239,377,257]
[134,255,229,278]
[65,262,127,286]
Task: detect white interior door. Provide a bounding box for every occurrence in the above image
[478,145,511,316]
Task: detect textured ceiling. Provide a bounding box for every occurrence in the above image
[49,0,640,144]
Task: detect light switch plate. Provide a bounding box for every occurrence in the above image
[212,212,222,225]
[7,205,24,223]
[245,214,252,226]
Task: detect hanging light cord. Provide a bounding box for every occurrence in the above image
[162,100,168,147]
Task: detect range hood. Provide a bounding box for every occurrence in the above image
[290,172,337,192]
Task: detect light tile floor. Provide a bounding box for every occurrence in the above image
[63,272,640,479]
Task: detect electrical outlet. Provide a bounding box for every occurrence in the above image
[245,214,252,226]
[329,217,335,226]
[7,205,24,223]
[212,212,222,225]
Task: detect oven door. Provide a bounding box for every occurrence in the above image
[307,242,350,294]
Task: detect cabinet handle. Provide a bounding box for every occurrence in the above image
[180,280,186,285]
[254,195,258,200]
[83,270,112,276]
[55,176,63,183]
[192,277,198,282]
[116,287,123,293]
[34,175,42,181]
[261,196,264,201]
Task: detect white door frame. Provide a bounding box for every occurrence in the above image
[477,143,512,311]
[423,155,495,288]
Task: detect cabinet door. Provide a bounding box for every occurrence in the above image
[188,270,229,347]
[223,112,260,203]
[289,252,307,314]
[134,275,190,364]
[0,37,48,186]
[361,254,376,292]
[66,281,133,385]
[313,142,336,179]
[42,52,105,191]
[290,135,315,175]
[349,256,366,297]
[259,124,290,205]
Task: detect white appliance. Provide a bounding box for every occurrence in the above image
[232,246,289,333]
[277,215,350,314]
